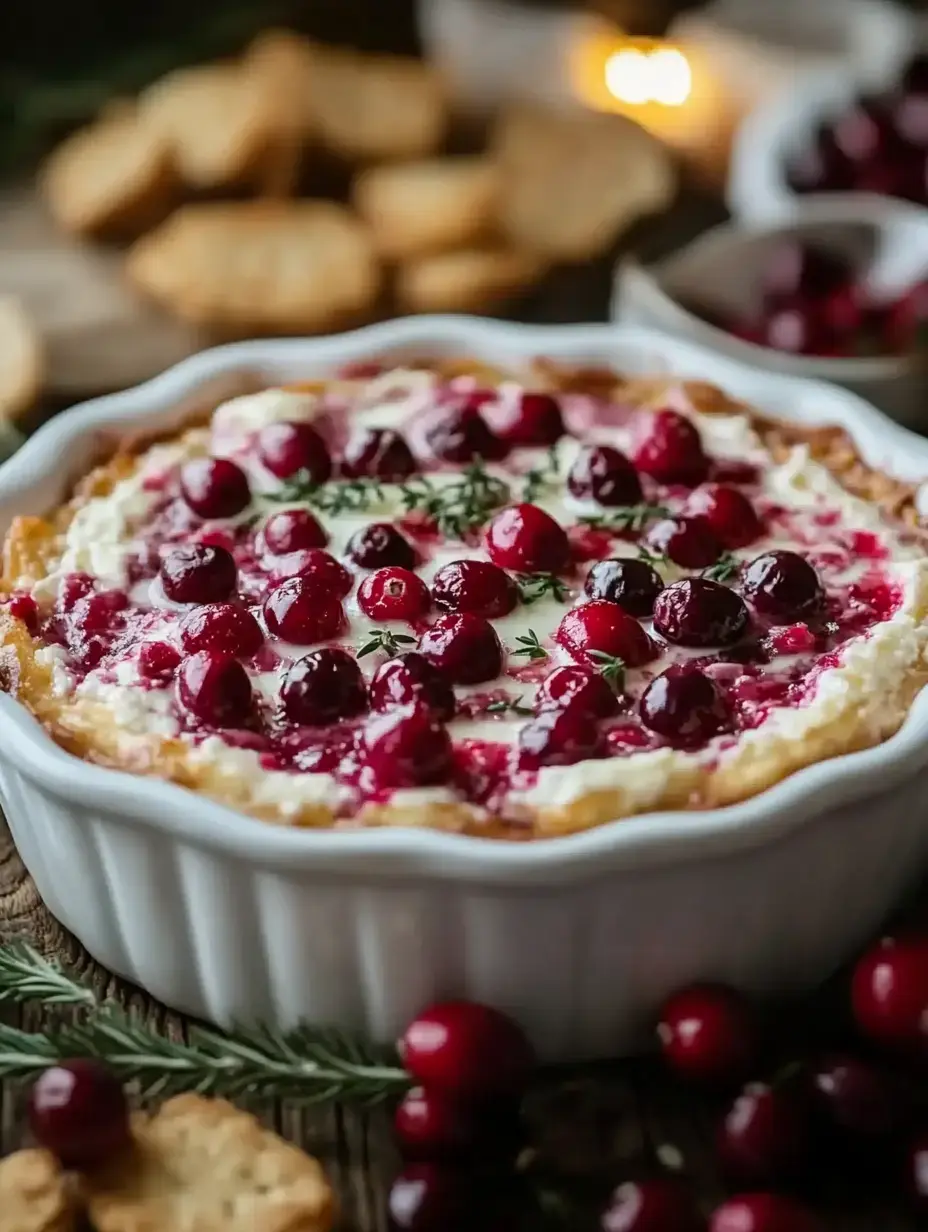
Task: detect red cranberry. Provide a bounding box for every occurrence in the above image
[359,567,431,623]
[810,1055,903,1139]
[418,613,503,684]
[743,551,824,620]
[430,559,518,619]
[271,548,352,597]
[601,1179,703,1232]
[881,279,928,354]
[426,396,507,463]
[160,544,236,604]
[535,665,619,719]
[497,391,565,446]
[645,517,723,569]
[710,1194,822,1232]
[362,703,453,788]
[259,509,328,555]
[760,239,853,307]
[264,578,347,645]
[485,504,570,574]
[851,934,928,1053]
[177,650,253,726]
[584,558,664,617]
[180,457,251,519]
[138,641,181,681]
[686,485,763,549]
[906,1130,928,1214]
[394,1087,479,1160]
[8,594,38,631]
[179,602,263,657]
[387,1163,470,1231]
[567,445,643,506]
[58,572,94,613]
[400,1001,534,1101]
[29,1060,130,1170]
[658,984,758,1086]
[257,420,332,482]
[280,648,367,726]
[756,297,850,358]
[653,578,750,647]
[369,652,456,722]
[640,668,730,746]
[341,427,417,480]
[518,706,601,767]
[717,1083,811,1187]
[347,522,417,570]
[556,600,655,668]
[633,409,709,486]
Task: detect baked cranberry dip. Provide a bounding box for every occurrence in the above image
[1,360,927,839]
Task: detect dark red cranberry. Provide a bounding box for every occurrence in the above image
[601,1179,703,1232]
[179,603,263,657]
[633,409,709,486]
[176,651,253,726]
[640,668,730,746]
[400,1001,534,1101]
[270,548,352,597]
[653,579,749,647]
[138,641,181,681]
[359,567,431,622]
[29,1060,130,1170]
[426,398,507,463]
[567,444,643,506]
[7,594,38,631]
[518,706,601,767]
[430,559,518,619]
[497,391,565,446]
[67,591,128,661]
[756,297,850,357]
[584,558,664,616]
[742,551,824,620]
[760,239,853,307]
[710,1194,822,1232]
[658,984,758,1086]
[485,503,570,574]
[160,544,236,604]
[341,427,417,480]
[347,522,416,570]
[387,1163,471,1231]
[686,485,763,549]
[362,703,453,788]
[180,457,251,519]
[58,572,94,613]
[535,665,619,719]
[257,420,332,482]
[851,934,928,1052]
[259,509,328,555]
[280,648,367,725]
[394,1087,479,1160]
[556,600,655,668]
[264,578,347,645]
[810,1055,903,1139]
[906,1130,928,1214]
[369,652,456,722]
[717,1083,811,1187]
[418,613,503,684]
[645,516,723,569]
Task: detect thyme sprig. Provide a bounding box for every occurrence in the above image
[521,446,561,503]
[703,552,740,583]
[399,462,510,540]
[516,573,570,605]
[265,471,387,516]
[578,504,671,534]
[356,629,417,659]
[588,650,626,693]
[512,630,548,662]
[486,697,535,717]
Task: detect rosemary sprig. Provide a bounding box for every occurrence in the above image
[356,629,417,659]
[521,446,561,503]
[588,650,626,693]
[516,573,570,605]
[265,472,386,516]
[486,697,535,717]
[579,504,671,534]
[399,462,510,540]
[512,630,548,661]
[0,945,95,1008]
[703,552,740,583]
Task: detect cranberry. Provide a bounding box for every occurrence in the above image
[717,1083,811,1187]
[362,703,453,788]
[177,651,253,726]
[160,544,237,604]
[418,613,503,684]
[180,457,251,519]
[810,1055,903,1139]
[369,653,456,722]
[710,1194,822,1232]
[394,1087,479,1160]
[906,1130,928,1214]
[257,420,332,482]
[387,1163,470,1231]
[567,444,643,507]
[686,485,763,549]
[653,579,750,647]
[347,523,417,570]
[179,602,263,657]
[556,600,655,668]
[7,594,38,631]
[518,706,601,767]
[29,1060,130,1170]
[341,427,417,480]
[756,296,851,358]
[259,509,328,555]
[584,558,664,616]
[58,572,94,613]
[640,668,730,746]
[633,409,709,486]
[426,398,507,463]
[430,559,518,619]
[851,934,928,1053]
[601,1179,703,1232]
[264,578,347,644]
[881,279,928,354]
[535,665,619,719]
[497,391,565,446]
[271,548,352,597]
[743,551,824,620]
[138,641,181,681]
[359,567,431,622]
[760,239,853,307]
[485,504,570,574]
[400,1001,534,1101]
[280,648,367,725]
[645,516,723,569]
[658,984,758,1086]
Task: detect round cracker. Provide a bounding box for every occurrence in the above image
[0,297,42,420]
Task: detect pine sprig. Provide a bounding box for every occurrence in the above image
[356,629,416,659]
[579,504,671,534]
[399,463,510,540]
[265,472,387,516]
[516,573,570,606]
[0,944,95,1008]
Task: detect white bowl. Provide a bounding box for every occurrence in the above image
[3,318,928,1060]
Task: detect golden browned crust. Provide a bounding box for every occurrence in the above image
[0,1149,76,1232]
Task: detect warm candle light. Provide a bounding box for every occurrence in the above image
[604,46,693,108]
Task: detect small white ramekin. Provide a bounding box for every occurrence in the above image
[2,318,928,1060]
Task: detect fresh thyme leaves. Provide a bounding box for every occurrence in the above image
[516,573,570,605]
[521,445,561,503]
[356,630,417,659]
[636,546,668,569]
[265,471,386,515]
[588,649,626,693]
[486,697,535,717]
[399,462,510,539]
[512,630,548,661]
[578,504,671,534]
[703,552,740,583]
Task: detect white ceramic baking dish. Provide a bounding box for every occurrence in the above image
[2,318,928,1061]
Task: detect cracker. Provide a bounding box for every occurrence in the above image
[396,247,545,314]
[492,103,676,260]
[353,158,499,260]
[245,31,319,197]
[0,1149,76,1232]
[83,1094,334,1232]
[126,201,380,335]
[0,296,43,420]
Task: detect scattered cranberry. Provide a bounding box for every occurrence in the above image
[810,1054,903,1139]
[658,984,758,1086]
[29,1060,130,1170]
[7,594,38,632]
[179,602,263,657]
[280,648,367,725]
[754,298,849,358]
[556,600,655,668]
[498,391,565,446]
[400,1001,534,1101]
[138,641,181,681]
[341,427,417,480]
[370,653,456,722]
[717,1083,811,1187]
[58,572,95,613]
[180,457,251,519]
[633,409,709,486]
[418,613,503,684]
[426,398,507,463]
[567,445,643,506]
[485,504,570,574]
[686,485,763,549]
[359,567,431,623]
[259,509,328,555]
[601,1179,704,1232]
[347,523,417,570]
[645,517,723,569]
[519,706,602,767]
[272,548,352,597]
[653,579,750,647]
[640,668,730,746]
[743,552,824,620]
[535,665,619,719]
[362,703,453,788]
[906,1130,928,1214]
[851,934,928,1053]
[431,559,519,619]
[264,578,347,645]
[160,544,237,604]
[394,1087,479,1160]
[584,558,664,616]
[177,651,253,727]
[257,420,332,482]
[387,1163,469,1231]
[710,1194,822,1232]
[760,239,853,307]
